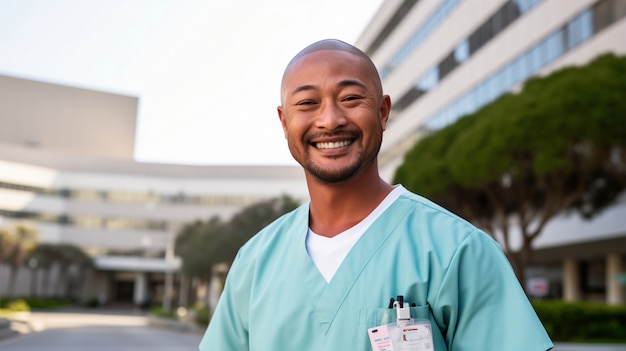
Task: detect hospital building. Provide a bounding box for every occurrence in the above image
[1,0,624,306]
[358,0,626,304]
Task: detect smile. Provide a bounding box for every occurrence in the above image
[315,140,352,149]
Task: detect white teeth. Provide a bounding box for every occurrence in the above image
[316,140,351,149]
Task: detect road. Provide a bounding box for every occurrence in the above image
[0,309,203,351]
[1,309,624,350]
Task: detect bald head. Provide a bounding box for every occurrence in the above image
[280,39,383,100]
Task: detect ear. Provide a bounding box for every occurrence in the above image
[277,106,288,139]
[379,95,391,130]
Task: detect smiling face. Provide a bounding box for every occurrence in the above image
[277,45,390,184]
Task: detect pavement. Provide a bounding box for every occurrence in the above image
[0,318,17,340]
[552,344,626,351]
[0,310,624,350]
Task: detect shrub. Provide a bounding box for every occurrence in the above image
[0,299,31,312]
[150,306,177,319]
[24,298,74,309]
[533,300,626,342]
[193,305,211,326]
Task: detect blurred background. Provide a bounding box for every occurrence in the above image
[1,0,625,344]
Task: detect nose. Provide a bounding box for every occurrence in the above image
[315,99,347,131]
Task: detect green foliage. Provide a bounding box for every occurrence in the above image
[175,218,224,279]
[27,243,93,270]
[0,299,30,312]
[396,53,626,200]
[394,54,626,286]
[533,300,626,342]
[150,305,177,319]
[193,304,211,326]
[24,298,74,309]
[0,225,38,265]
[0,298,74,310]
[175,195,300,281]
[0,224,39,297]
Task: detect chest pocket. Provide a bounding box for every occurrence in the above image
[358,304,447,350]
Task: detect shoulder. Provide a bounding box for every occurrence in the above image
[389,187,501,259]
[396,188,481,236]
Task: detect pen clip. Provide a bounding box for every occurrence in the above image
[393,295,411,327]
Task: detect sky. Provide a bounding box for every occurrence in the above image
[0,0,384,166]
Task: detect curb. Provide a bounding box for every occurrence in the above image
[146,315,203,334]
[0,318,17,342]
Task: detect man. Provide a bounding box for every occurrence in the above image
[199,39,553,350]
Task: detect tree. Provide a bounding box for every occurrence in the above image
[175,195,300,304]
[175,217,226,281]
[52,244,93,298]
[26,243,93,298]
[0,228,14,262]
[26,244,58,297]
[219,195,300,264]
[394,53,626,288]
[0,224,38,297]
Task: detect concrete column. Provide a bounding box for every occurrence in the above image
[563,258,580,302]
[162,271,173,312]
[162,230,175,312]
[606,253,624,305]
[133,272,147,306]
[178,275,188,307]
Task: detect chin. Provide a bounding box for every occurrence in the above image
[307,163,363,184]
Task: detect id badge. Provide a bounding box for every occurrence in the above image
[368,319,434,351]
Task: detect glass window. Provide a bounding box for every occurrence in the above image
[497,69,508,96]
[567,10,592,48]
[381,0,461,79]
[509,57,521,86]
[417,67,439,92]
[536,38,548,68]
[438,51,459,79]
[580,10,593,42]
[502,64,514,91]
[366,0,420,56]
[546,30,564,62]
[593,0,613,33]
[530,44,542,73]
[465,91,477,115]
[458,93,471,117]
[454,39,469,63]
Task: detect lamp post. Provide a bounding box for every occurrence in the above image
[162,230,175,313]
[28,257,38,297]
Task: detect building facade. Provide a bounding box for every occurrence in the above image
[356,0,626,304]
[1,0,624,308]
[0,74,308,308]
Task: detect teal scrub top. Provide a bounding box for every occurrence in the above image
[199,190,553,351]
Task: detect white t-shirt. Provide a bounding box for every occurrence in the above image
[306,185,406,282]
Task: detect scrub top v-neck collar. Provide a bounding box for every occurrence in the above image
[294,192,414,335]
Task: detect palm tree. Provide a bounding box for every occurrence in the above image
[0,225,38,297]
[53,244,93,298]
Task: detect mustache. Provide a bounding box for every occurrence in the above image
[304,130,360,143]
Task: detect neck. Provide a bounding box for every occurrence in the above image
[305,166,393,238]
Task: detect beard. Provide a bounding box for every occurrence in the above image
[288,127,383,184]
[304,153,366,184]
[301,138,381,184]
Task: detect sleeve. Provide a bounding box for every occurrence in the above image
[199,250,252,351]
[432,230,553,351]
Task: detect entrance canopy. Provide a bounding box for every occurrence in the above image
[95,256,181,273]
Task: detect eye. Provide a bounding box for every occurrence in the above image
[341,95,362,103]
[294,99,320,109]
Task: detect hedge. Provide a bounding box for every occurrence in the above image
[532,300,626,342]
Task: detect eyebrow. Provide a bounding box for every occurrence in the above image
[338,79,367,90]
[289,79,368,97]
